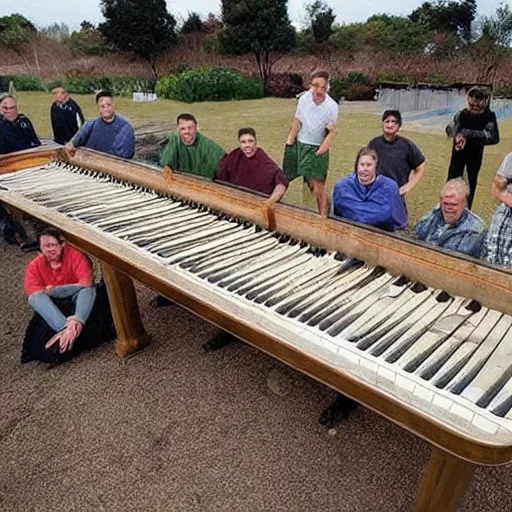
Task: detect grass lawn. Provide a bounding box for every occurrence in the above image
[17,91,512,226]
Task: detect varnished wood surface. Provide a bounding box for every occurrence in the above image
[101,263,150,357]
[415,448,474,512]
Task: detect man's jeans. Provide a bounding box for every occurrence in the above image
[28,285,96,332]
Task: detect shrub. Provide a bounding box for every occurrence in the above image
[328,73,376,102]
[345,72,372,85]
[203,34,221,54]
[10,75,44,91]
[424,72,448,84]
[328,77,345,102]
[344,84,376,101]
[494,85,512,98]
[46,75,153,96]
[266,73,304,98]
[156,67,264,102]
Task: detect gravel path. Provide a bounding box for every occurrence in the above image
[1,239,511,512]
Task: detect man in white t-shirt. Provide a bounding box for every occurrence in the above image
[284,71,339,216]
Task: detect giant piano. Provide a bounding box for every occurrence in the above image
[1,147,512,511]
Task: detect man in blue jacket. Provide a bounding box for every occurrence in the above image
[0,94,41,154]
[66,91,135,159]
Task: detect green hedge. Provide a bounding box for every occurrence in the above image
[0,75,45,92]
[156,67,264,102]
[50,75,154,96]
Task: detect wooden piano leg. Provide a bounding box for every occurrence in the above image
[102,263,150,358]
[414,447,474,512]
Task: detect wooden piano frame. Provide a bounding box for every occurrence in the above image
[2,147,512,512]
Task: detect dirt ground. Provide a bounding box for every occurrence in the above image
[1,235,512,511]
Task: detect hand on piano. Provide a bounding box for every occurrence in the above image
[261,199,276,231]
[65,143,77,158]
[163,166,174,184]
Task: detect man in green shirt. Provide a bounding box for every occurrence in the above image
[160,113,226,179]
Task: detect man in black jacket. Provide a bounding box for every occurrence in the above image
[50,86,85,145]
[0,94,41,154]
[447,86,500,209]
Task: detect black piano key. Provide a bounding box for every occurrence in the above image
[490,394,512,418]
[475,366,512,409]
[384,326,431,364]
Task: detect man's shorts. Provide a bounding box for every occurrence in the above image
[283,141,329,182]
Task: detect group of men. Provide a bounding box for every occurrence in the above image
[1,74,510,405]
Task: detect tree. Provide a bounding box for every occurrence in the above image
[100,0,177,87]
[181,12,203,34]
[39,22,70,41]
[219,0,296,89]
[479,3,512,47]
[409,0,477,44]
[68,21,113,56]
[305,1,335,45]
[0,13,37,70]
[472,3,512,83]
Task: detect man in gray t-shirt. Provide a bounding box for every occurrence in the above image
[368,110,426,195]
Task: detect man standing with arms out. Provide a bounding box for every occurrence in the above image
[160,113,226,179]
[414,178,486,257]
[50,85,85,145]
[66,91,135,159]
[0,94,41,154]
[368,110,426,198]
[447,86,499,209]
[284,71,338,216]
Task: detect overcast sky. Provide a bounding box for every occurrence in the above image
[0,0,507,31]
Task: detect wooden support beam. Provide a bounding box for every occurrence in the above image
[101,263,150,358]
[415,448,474,512]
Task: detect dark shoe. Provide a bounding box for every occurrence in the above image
[20,241,39,253]
[203,331,238,352]
[319,394,358,428]
[155,295,174,307]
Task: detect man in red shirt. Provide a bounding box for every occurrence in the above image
[24,227,96,354]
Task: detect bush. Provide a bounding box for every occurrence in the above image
[494,85,512,98]
[203,34,221,54]
[46,74,153,96]
[345,72,372,85]
[344,84,376,101]
[328,77,344,102]
[156,67,264,102]
[328,73,376,102]
[266,73,304,98]
[0,75,45,92]
[424,72,448,84]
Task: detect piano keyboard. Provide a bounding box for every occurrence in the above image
[2,162,512,442]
